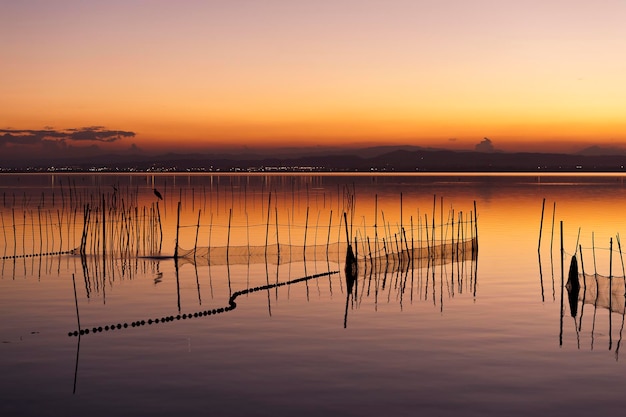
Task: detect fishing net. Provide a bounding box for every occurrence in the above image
[176,237,478,268]
[576,273,626,315]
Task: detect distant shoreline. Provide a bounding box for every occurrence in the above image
[2,147,626,174]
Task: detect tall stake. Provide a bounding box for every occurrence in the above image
[538,197,546,252]
[473,200,479,253]
[156,201,163,253]
[303,206,310,255]
[72,273,81,332]
[102,194,106,256]
[610,237,614,349]
[326,210,333,258]
[343,212,350,246]
[559,221,564,346]
[275,207,280,259]
[174,201,181,259]
[400,193,403,249]
[550,202,556,255]
[194,210,201,259]
[265,192,271,258]
[226,208,232,261]
[617,234,626,279]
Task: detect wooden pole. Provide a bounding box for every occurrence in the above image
[156,201,163,253]
[265,192,271,258]
[617,234,626,279]
[72,273,81,332]
[431,195,436,256]
[473,200,479,253]
[208,213,213,264]
[174,201,181,259]
[559,220,564,346]
[343,212,350,246]
[12,208,16,257]
[550,202,556,255]
[579,244,586,291]
[194,210,201,259]
[304,206,310,255]
[592,232,597,275]
[538,197,545,252]
[326,210,333,258]
[102,194,106,256]
[400,193,403,249]
[410,216,414,264]
[275,207,280,259]
[226,208,232,261]
[610,237,614,349]
[440,196,444,258]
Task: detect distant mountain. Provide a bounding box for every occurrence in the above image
[576,145,626,156]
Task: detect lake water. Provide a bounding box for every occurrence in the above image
[2,173,626,416]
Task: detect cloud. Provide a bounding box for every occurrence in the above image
[475,137,495,153]
[0,127,135,146]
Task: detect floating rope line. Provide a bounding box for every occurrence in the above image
[67,270,339,337]
[1,248,77,260]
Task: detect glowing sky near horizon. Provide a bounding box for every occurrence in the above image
[1,0,625,153]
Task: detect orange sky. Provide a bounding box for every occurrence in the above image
[1,1,625,155]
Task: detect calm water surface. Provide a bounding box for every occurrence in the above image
[2,173,626,416]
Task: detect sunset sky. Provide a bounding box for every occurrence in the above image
[1,0,625,157]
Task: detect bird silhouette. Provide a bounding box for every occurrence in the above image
[153,188,163,200]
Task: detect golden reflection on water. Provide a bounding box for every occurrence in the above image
[3,173,626,416]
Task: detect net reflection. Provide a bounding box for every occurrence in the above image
[555,247,626,360]
[65,229,478,337]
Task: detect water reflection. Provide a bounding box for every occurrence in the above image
[60,238,479,337]
[556,242,626,359]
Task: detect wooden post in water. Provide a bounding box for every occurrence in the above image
[174,201,181,259]
[275,207,280,260]
[609,237,614,349]
[208,213,213,264]
[400,193,403,250]
[424,214,430,259]
[410,216,414,264]
[550,202,556,255]
[617,234,626,278]
[579,244,586,291]
[402,227,410,267]
[560,222,565,286]
[226,208,232,261]
[451,209,455,262]
[592,232,597,275]
[538,198,546,252]
[559,220,564,346]
[432,195,436,257]
[156,201,163,253]
[12,208,16,257]
[440,196,444,259]
[343,212,350,246]
[304,206,310,256]
[326,210,332,258]
[194,210,201,261]
[72,273,81,332]
[102,194,106,257]
[473,201,478,253]
[374,194,378,262]
[264,192,271,258]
